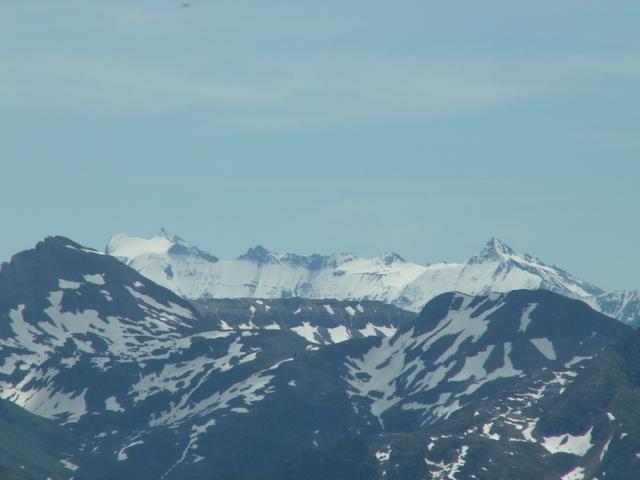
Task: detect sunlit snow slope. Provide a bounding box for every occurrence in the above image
[106,231,638,326]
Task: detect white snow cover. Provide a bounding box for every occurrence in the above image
[529,338,557,360]
[58,279,81,290]
[344,293,523,423]
[375,447,391,463]
[83,273,106,285]
[108,233,174,259]
[60,459,79,471]
[589,289,640,325]
[541,427,594,456]
[481,422,501,441]
[117,439,144,461]
[105,396,124,413]
[519,303,537,332]
[425,445,469,479]
[449,346,495,383]
[0,270,201,424]
[561,467,585,480]
[327,325,350,343]
[291,322,320,344]
[106,233,603,313]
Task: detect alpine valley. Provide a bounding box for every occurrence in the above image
[0,235,638,480]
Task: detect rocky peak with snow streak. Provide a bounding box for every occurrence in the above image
[344,289,630,429]
[237,245,276,264]
[0,236,202,369]
[468,237,517,263]
[378,251,406,266]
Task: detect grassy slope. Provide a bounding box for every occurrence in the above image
[0,398,79,480]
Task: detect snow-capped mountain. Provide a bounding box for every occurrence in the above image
[0,237,342,478]
[396,238,603,311]
[590,290,640,326]
[343,289,630,429]
[274,291,637,480]
[106,231,639,326]
[0,236,636,479]
[106,230,423,304]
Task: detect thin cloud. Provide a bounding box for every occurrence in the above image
[2,50,638,128]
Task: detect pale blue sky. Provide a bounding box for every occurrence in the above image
[1,1,638,290]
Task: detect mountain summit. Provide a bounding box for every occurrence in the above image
[238,245,277,263]
[469,237,516,263]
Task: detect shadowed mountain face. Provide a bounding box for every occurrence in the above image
[105,231,640,327]
[0,397,77,480]
[0,237,636,479]
[191,297,416,344]
[307,330,640,480]
[341,289,631,430]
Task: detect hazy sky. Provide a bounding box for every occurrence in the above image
[1,1,638,290]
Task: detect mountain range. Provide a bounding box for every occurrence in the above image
[0,236,639,479]
[106,230,640,327]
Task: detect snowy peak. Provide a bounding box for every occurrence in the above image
[469,237,517,264]
[237,245,357,270]
[103,232,637,325]
[592,290,640,326]
[106,230,218,264]
[237,245,278,264]
[106,232,173,258]
[378,251,406,266]
[0,236,201,358]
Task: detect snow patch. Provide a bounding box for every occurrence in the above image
[83,273,106,285]
[105,396,124,413]
[425,445,468,479]
[327,325,351,343]
[375,447,391,463]
[58,279,81,290]
[542,427,593,456]
[291,322,320,343]
[561,467,585,480]
[519,303,537,332]
[117,440,144,461]
[529,338,557,360]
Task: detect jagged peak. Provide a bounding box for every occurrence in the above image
[468,237,517,264]
[484,237,516,255]
[280,251,353,269]
[158,227,171,240]
[237,245,278,264]
[236,246,358,269]
[157,227,187,245]
[378,251,406,266]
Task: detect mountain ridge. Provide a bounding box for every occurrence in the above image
[105,231,639,326]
